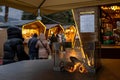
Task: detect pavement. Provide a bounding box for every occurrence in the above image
[97,59,120,80]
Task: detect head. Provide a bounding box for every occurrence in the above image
[39,33,46,40]
[7,26,23,40]
[33,33,37,37]
[52,34,55,37]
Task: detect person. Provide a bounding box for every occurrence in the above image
[36,33,51,59]
[61,33,66,51]
[3,27,29,64]
[28,33,38,60]
[58,32,66,51]
[49,34,58,53]
[55,34,61,52]
[57,33,62,51]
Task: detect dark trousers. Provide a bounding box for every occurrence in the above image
[29,53,38,60]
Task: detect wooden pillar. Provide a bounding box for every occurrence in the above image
[4,6,9,22]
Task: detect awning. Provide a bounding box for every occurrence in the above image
[0,0,120,15]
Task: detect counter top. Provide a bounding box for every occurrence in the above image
[101,45,120,48]
[0,59,120,80]
[0,59,95,80]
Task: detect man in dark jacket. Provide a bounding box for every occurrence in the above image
[49,34,58,53]
[28,33,38,59]
[3,27,29,64]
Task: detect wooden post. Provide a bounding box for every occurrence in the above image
[71,9,86,59]
[4,6,9,22]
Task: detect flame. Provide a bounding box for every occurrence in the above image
[79,64,88,73]
[64,62,88,73]
[86,54,91,66]
[58,48,93,73]
[64,62,80,72]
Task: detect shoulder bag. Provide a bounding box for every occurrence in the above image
[40,40,50,55]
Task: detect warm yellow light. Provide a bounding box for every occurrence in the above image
[101,5,120,11]
[111,6,118,11]
[51,31,53,34]
[71,29,74,32]
[65,29,70,33]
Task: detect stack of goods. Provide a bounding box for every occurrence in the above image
[103,31,114,44]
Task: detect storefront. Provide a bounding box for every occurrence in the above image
[99,4,120,58]
[100,4,120,45]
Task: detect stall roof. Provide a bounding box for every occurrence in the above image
[0,15,19,22]
[63,25,75,29]
[22,20,46,29]
[0,20,35,28]
[45,24,59,29]
[0,0,120,15]
[45,24,64,29]
[45,24,75,29]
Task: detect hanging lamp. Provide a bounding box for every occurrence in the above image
[36,9,42,20]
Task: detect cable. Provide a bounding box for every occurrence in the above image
[42,15,64,24]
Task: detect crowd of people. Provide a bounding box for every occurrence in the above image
[3,26,67,65]
[28,32,66,60]
[28,33,51,59]
[49,32,66,53]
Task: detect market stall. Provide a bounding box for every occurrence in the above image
[22,20,46,54]
[22,20,46,40]
[45,24,64,39]
[64,25,76,48]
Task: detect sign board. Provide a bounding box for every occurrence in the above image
[80,14,95,32]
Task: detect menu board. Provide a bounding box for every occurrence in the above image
[80,14,95,32]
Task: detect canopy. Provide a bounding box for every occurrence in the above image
[0,0,120,15]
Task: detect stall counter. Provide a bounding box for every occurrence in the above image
[101,45,120,58]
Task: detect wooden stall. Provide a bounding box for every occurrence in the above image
[45,24,64,39]
[64,25,76,47]
[22,20,46,41]
[0,28,7,58]
[22,20,46,54]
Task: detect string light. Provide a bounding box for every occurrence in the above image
[111,6,118,11]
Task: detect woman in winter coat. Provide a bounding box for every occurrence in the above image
[36,33,51,59]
